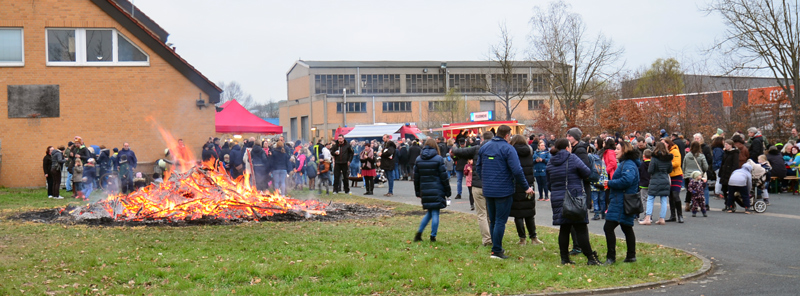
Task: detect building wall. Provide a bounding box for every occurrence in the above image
[287,76,309,101]
[0,0,216,187]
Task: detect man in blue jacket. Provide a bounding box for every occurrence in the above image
[477,125,534,259]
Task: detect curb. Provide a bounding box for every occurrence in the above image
[519,247,714,296]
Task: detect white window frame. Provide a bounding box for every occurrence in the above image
[0,28,24,67]
[45,28,149,67]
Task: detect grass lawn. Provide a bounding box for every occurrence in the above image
[0,187,702,295]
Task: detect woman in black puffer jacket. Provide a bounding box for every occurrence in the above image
[413,139,451,242]
[509,135,541,245]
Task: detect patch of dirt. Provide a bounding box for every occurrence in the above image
[10,202,393,227]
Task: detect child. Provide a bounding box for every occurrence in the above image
[464,159,474,211]
[221,154,231,176]
[82,158,97,199]
[758,155,772,205]
[152,173,164,185]
[589,153,608,220]
[444,154,455,179]
[119,155,132,194]
[133,172,147,190]
[317,157,331,195]
[72,159,84,199]
[688,171,707,217]
[305,156,318,191]
[638,149,652,223]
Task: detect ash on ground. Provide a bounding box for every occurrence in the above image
[10,202,393,227]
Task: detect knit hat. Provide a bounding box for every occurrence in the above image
[691,171,702,179]
[567,127,582,140]
[747,127,758,134]
[68,141,74,147]
[716,128,724,135]
[660,129,666,134]
[113,148,119,152]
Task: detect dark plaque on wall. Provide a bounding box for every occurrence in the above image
[7,85,60,118]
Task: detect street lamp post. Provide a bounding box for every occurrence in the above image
[343,88,347,127]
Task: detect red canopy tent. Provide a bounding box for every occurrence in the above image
[215,100,283,134]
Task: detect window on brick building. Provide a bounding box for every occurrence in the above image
[406,74,445,93]
[361,74,401,94]
[428,101,457,111]
[46,29,149,66]
[315,75,356,95]
[337,102,366,113]
[449,74,487,93]
[0,28,24,66]
[528,99,544,110]
[382,101,411,113]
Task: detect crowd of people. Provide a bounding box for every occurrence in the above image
[42,125,800,264]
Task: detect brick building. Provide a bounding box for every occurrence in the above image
[0,0,221,187]
[280,60,557,142]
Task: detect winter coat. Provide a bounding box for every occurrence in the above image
[734,142,749,167]
[668,145,683,177]
[533,149,550,177]
[767,149,787,179]
[510,143,536,218]
[408,144,422,165]
[269,148,292,171]
[682,152,708,179]
[72,166,84,183]
[452,144,484,188]
[571,141,594,196]
[674,138,687,161]
[701,144,714,176]
[719,148,741,184]
[546,149,592,225]
[331,141,354,165]
[379,141,396,171]
[464,163,473,187]
[117,149,138,169]
[476,137,530,198]
[444,157,455,171]
[750,135,765,161]
[728,163,753,192]
[602,149,617,180]
[606,151,641,226]
[251,146,270,175]
[50,150,65,172]
[712,146,724,171]
[639,159,651,188]
[397,145,409,165]
[305,161,318,178]
[97,149,111,173]
[83,165,97,185]
[648,151,674,197]
[414,146,451,210]
[437,142,448,158]
[43,154,52,175]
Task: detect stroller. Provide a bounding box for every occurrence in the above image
[732,161,768,213]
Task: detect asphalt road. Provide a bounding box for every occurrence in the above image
[347,176,800,296]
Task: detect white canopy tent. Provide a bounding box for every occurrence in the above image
[343,124,405,139]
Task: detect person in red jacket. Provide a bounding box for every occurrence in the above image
[602,137,618,209]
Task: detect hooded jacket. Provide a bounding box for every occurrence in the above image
[546,149,592,225]
[750,134,765,161]
[606,150,641,226]
[648,151,673,196]
[50,150,66,172]
[602,148,618,180]
[82,164,97,185]
[97,149,111,173]
[510,143,536,218]
[728,163,753,192]
[712,145,724,171]
[767,149,787,179]
[408,143,422,165]
[668,144,683,177]
[268,147,292,171]
[533,148,550,177]
[414,146,451,209]
[117,148,138,169]
[477,137,530,198]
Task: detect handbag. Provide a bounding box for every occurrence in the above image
[624,193,644,215]
[562,155,587,221]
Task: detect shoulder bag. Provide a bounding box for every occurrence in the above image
[691,154,708,180]
[622,160,645,215]
[562,155,587,221]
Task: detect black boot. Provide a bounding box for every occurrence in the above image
[667,203,677,222]
[561,256,575,265]
[587,251,602,266]
[430,236,436,242]
[455,194,461,199]
[414,232,422,242]
[678,214,685,223]
[676,201,684,223]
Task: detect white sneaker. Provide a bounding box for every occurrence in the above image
[48,195,54,199]
[55,196,64,199]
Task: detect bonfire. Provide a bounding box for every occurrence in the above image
[72,125,325,222]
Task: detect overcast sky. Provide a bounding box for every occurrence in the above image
[131,0,727,104]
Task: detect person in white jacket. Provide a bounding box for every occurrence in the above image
[726,162,752,214]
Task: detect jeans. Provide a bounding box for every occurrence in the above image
[591,191,605,213]
[272,170,287,195]
[535,175,548,198]
[486,195,513,254]
[704,184,710,208]
[727,185,751,209]
[417,209,440,237]
[455,170,464,195]
[66,172,73,191]
[82,181,94,198]
[647,195,669,218]
[387,169,395,194]
[350,166,360,177]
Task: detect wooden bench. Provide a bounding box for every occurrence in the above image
[785,176,800,195]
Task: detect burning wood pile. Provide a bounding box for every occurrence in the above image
[76,164,325,222]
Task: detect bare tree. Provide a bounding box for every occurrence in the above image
[217,81,255,108]
[484,24,531,121]
[707,0,800,125]
[528,0,624,126]
[425,88,466,129]
[250,100,280,118]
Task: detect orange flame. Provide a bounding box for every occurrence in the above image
[96,121,325,222]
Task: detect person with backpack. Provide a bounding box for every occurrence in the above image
[305,156,318,192]
[590,150,609,220]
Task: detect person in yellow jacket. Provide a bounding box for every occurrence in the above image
[662,137,684,223]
